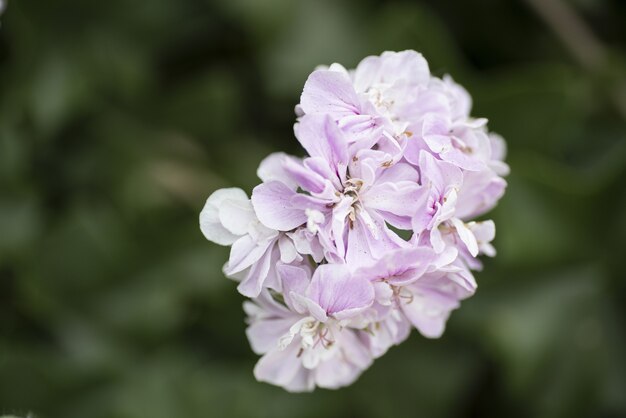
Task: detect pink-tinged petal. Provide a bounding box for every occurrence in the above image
[422,113,452,154]
[337,113,382,141]
[313,355,358,390]
[442,74,472,119]
[253,341,305,391]
[354,50,430,92]
[364,180,428,219]
[364,311,412,358]
[345,213,407,269]
[235,239,278,297]
[337,329,373,370]
[225,235,275,276]
[450,217,479,257]
[289,293,328,322]
[379,50,430,86]
[246,316,296,355]
[376,162,419,184]
[445,268,477,297]
[440,147,486,172]
[455,169,507,219]
[257,152,298,189]
[303,156,345,192]
[244,290,292,319]
[401,285,460,338]
[402,130,431,166]
[355,247,436,286]
[353,55,380,93]
[419,151,463,193]
[199,188,248,245]
[281,156,327,194]
[307,264,374,318]
[277,264,311,313]
[294,114,348,175]
[251,181,308,231]
[313,330,372,389]
[300,70,361,117]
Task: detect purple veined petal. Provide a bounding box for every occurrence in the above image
[257,152,298,189]
[199,188,249,246]
[300,69,361,117]
[345,211,408,269]
[307,264,374,319]
[277,264,311,313]
[251,181,308,231]
[294,114,349,175]
[282,156,328,194]
[450,217,479,257]
[363,180,428,219]
[303,156,345,192]
[337,113,382,141]
[355,247,436,286]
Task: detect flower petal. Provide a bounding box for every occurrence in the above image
[252,181,308,231]
[307,264,374,318]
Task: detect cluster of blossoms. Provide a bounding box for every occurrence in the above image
[200,50,508,392]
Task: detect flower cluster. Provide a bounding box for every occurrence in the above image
[200,50,508,392]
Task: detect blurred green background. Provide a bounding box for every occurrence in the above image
[1,0,625,417]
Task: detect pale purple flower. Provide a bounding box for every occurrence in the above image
[252,114,424,268]
[199,50,509,392]
[247,264,374,392]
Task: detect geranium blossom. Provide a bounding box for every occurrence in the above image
[199,50,508,392]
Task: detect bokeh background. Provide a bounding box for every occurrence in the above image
[1,0,625,417]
